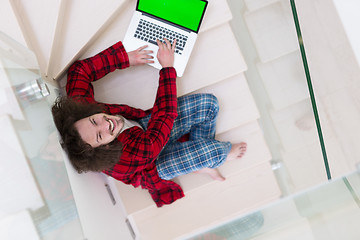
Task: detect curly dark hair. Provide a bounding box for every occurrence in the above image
[51,97,122,173]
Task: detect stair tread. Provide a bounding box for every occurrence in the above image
[178,23,247,93]
[47,0,128,79]
[244,0,298,63]
[250,218,314,240]
[270,100,321,152]
[200,0,233,32]
[257,50,308,111]
[0,0,27,47]
[191,73,259,134]
[113,121,273,215]
[253,198,308,238]
[80,0,233,60]
[10,0,61,76]
[175,121,272,193]
[50,0,233,80]
[129,161,281,240]
[244,0,280,12]
[93,23,247,110]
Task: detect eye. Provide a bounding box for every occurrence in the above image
[92,119,97,125]
[99,133,102,140]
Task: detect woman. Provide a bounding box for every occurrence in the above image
[52,39,247,207]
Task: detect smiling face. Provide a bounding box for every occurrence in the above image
[74,113,124,148]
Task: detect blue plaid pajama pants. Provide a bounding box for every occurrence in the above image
[137,93,232,180]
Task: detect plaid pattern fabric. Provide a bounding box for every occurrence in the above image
[138,94,232,180]
[66,41,149,119]
[66,41,184,207]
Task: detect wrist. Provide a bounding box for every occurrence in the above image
[160,67,177,78]
[161,66,174,70]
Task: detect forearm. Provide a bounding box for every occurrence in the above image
[151,67,178,120]
[144,67,178,158]
[66,41,130,99]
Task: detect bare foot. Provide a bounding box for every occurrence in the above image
[195,168,225,181]
[225,142,247,162]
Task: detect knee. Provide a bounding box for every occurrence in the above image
[203,93,219,113]
[198,93,219,119]
[180,93,219,115]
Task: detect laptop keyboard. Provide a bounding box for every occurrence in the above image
[134,19,188,55]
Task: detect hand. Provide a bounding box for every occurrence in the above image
[128,45,154,66]
[156,38,176,68]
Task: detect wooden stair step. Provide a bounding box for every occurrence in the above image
[251,218,315,240]
[55,0,233,82]
[269,100,322,152]
[257,50,308,111]
[244,0,298,63]
[93,22,247,110]
[217,121,272,177]
[175,121,272,193]
[0,31,38,71]
[185,198,309,239]
[112,121,273,216]
[80,0,234,60]
[191,73,259,134]
[244,0,281,12]
[0,0,27,47]
[128,161,281,240]
[47,0,128,80]
[179,22,247,93]
[9,0,61,77]
[200,0,233,32]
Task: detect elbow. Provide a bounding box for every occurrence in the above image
[67,61,92,82]
[68,61,82,73]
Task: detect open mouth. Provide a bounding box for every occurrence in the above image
[106,117,115,133]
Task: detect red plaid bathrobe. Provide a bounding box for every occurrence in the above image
[66,41,184,207]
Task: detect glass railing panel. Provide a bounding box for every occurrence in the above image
[186,171,360,240]
[0,32,84,239]
[187,1,360,237]
[292,0,360,180]
[227,0,329,195]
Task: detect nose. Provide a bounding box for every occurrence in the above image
[98,117,109,133]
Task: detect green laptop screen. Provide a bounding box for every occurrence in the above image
[137,0,207,32]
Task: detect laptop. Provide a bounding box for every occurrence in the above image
[123,0,208,77]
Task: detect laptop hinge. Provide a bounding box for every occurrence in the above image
[141,12,192,33]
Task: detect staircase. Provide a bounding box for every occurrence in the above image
[2,0,282,239]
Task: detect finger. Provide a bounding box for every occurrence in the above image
[164,38,171,49]
[142,55,154,60]
[156,39,164,50]
[137,45,148,51]
[139,58,155,64]
[146,59,155,64]
[172,39,177,52]
[142,50,154,54]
